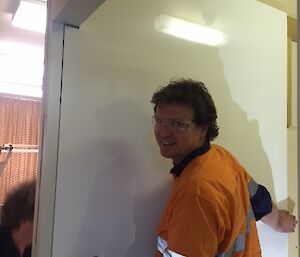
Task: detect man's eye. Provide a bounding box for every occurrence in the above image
[155,117,162,124]
[171,120,182,128]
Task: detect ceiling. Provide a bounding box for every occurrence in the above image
[0,0,46,13]
[0,0,45,98]
[0,0,10,13]
[0,0,45,46]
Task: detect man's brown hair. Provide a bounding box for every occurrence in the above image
[1,180,36,230]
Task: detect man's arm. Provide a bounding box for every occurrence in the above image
[249,181,297,233]
[260,201,297,233]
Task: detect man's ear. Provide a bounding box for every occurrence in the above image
[198,125,208,137]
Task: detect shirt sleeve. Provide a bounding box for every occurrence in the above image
[250,184,272,220]
[166,193,220,257]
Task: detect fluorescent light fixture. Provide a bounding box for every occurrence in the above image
[12,0,46,33]
[0,82,42,98]
[0,41,43,98]
[0,41,44,61]
[155,14,226,46]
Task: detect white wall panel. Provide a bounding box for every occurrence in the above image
[49,0,288,256]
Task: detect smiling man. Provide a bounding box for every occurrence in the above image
[151,78,297,257]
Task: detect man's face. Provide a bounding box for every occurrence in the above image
[154,103,207,164]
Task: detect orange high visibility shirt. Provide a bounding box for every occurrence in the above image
[155,144,261,257]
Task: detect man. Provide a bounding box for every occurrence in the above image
[0,180,36,257]
[151,78,296,257]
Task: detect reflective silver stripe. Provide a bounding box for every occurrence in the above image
[215,233,246,257]
[157,236,186,257]
[234,234,245,252]
[246,204,255,233]
[247,178,257,232]
[168,250,185,257]
[248,178,259,197]
[157,236,168,254]
[216,178,258,256]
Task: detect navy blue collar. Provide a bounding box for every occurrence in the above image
[170,141,211,177]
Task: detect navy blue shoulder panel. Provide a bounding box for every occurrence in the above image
[250,184,272,221]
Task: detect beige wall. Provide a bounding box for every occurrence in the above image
[288,127,298,257]
[291,42,297,127]
[259,0,297,18]
[288,40,297,257]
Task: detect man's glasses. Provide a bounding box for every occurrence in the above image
[152,116,194,133]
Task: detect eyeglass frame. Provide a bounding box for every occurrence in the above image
[152,115,195,132]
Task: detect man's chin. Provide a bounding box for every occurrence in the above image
[160,150,173,159]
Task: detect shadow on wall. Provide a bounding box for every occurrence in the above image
[69,99,172,257]
[67,41,276,257]
[214,99,276,199]
[124,184,172,257]
[196,0,277,199]
[156,0,277,198]
[66,77,276,257]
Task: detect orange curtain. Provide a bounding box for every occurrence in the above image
[0,96,41,203]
